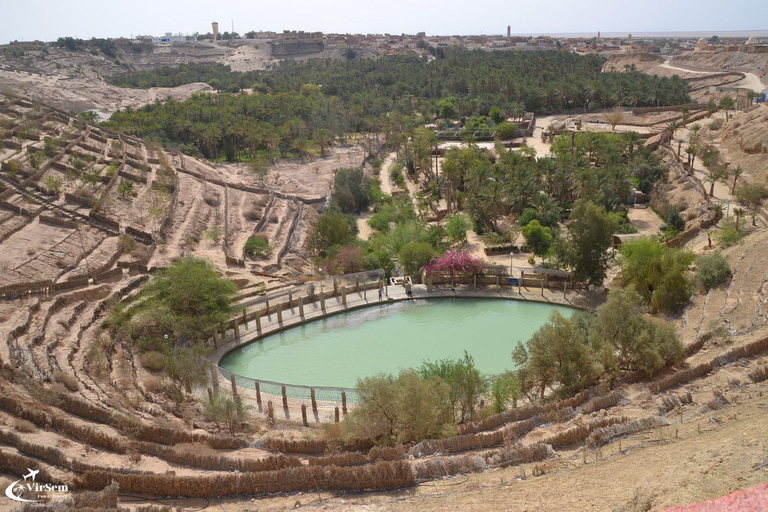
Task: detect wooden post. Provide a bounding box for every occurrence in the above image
[427,275,433,292]
[301,404,308,426]
[282,385,289,416]
[207,387,214,405]
[234,321,240,339]
[242,309,248,329]
[334,407,340,423]
[473,274,477,289]
[255,311,262,333]
[320,292,325,310]
[311,388,318,416]
[267,401,274,425]
[519,271,524,293]
[210,366,220,395]
[255,382,262,412]
[342,391,348,415]
[299,296,305,317]
[333,277,338,295]
[230,375,238,398]
[496,275,499,288]
[341,286,347,306]
[288,291,293,309]
[541,276,545,296]
[265,298,270,316]
[276,302,283,324]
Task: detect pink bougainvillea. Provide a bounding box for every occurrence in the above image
[422,250,485,277]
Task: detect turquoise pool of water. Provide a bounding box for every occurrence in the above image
[220,298,574,388]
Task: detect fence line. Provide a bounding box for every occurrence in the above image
[213,269,388,411]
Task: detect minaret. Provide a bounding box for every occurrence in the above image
[212,21,219,41]
[507,25,511,39]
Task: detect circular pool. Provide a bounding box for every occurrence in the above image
[219,298,575,389]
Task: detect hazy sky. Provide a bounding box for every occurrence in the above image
[1,0,767,44]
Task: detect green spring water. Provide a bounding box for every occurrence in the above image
[220,298,575,388]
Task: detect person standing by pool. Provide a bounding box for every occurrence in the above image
[378,287,383,301]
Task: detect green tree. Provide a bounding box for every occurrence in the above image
[554,201,617,286]
[590,288,684,377]
[399,242,435,276]
[204,391,252,436]
[418,351,487,423]
[244,236,272,258]
[695,251,731,291]
[522,220,553,258]
[332,168,370,214]
[719,95,735,121]
[735,182,768,227]
[513,311,597,399]
[618,238,695,313]
[141,256,239,344]
[489,372,521,414]
[308,209,358,256]
[445,214,471,245]
[344,370,454,445]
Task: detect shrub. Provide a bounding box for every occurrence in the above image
[244,208,261,222]
[244,236,272,259]
[117,178,133,197]
[142,375,164,392]
[52,371,79,392]
[119,233,136,254]
[695,251,731,291]
[344,370,455,446]
[140,351,165,372]
[619,238,695,313]
[13,419,36,433]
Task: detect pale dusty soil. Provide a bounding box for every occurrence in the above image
[0,68,213,117]
[627,207,665,237]
[118,379,768,512]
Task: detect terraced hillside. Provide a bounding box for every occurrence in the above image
[2,93,768,511]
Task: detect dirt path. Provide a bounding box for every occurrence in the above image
[660,57,718,76]
[736,72,767,93]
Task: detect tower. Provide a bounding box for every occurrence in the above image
[507,25,511,38]
[212,21,219,41]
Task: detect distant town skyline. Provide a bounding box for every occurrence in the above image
[1,0,767,45]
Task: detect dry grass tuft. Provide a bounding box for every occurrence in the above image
[139,351,165,372]
[142,375,164,393]
[749,365,768,383]
[587,416,670,447]
[658,390,693,412]
[13,418,36,433]
[76,460,414,497]
[52,371,79,392]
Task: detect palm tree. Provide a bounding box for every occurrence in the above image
[666,121,681,140]
[622,131,642,155]
[730,166,744,194]
[703,167,724,197]
[477,181,506,231]
[684,143,698,172]
[733,207,746,234]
